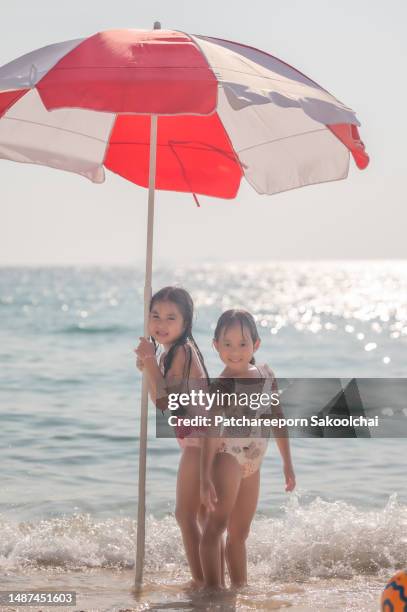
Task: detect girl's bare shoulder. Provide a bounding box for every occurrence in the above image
[187,342,207,378]
[261,363,276,379]
[166,344,189,375]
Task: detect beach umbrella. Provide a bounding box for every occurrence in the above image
[0,23,369,587]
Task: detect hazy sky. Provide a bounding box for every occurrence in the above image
[0,0,406,265]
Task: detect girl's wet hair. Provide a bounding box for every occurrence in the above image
[149,286,209,382]
[213,309,260,365]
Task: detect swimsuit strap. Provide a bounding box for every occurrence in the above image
[255,364,264,378]
[184,341,205,393]
[188,341,208,379]
[182,343,192,384]
[256,363,275,395]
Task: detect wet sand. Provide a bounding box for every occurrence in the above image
[0,568,383,611]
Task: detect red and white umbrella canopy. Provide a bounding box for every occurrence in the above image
[0,29,369,198]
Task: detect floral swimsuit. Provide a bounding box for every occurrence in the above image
[216,364,276,478]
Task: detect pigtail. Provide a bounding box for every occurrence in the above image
[162,329,189,377]
[189,334,210,386]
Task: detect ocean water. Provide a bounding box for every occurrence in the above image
[1,262,407,611]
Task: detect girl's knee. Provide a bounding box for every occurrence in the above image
[227,523,250,544]
[203,514,228,539]
[175,506,197,528]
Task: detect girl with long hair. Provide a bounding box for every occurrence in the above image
[135,286,219,588]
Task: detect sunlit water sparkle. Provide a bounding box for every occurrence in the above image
[1,262,406,610]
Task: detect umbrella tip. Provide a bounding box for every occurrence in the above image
[153,21,161,30]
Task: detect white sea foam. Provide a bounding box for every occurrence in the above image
[1,494,406,580]
[249,494,407,581]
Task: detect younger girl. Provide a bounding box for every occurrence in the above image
[134,286,211,588]
[200,309,296,589]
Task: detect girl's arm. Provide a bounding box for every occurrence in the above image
[142,355,168,411]
[136,355,158,403]
[200,434,221,511]
[274,436,296,491]
[266,365,296,492]
[270,411,296,492]
[135,338,189,411]
[200,381,225,511]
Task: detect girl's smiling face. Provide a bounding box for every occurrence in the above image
[214,322,260,373]
[149,300,185,348]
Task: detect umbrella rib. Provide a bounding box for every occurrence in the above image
[39,63,315,88]
[168,139,238,161]
[44,65,214,70]
[218,68,312,85]
[237,127,328,154]
[168,141,207,196]
[109,139,241,161]
[247,169,350,197]
[217,69,327,90]
[2,116,108,142]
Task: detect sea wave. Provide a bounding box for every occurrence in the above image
[1,494,406,579]
[55,324,134,335]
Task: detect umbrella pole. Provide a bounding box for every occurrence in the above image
[135,114,158,590]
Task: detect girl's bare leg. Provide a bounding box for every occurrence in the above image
[175,447,204,585]
[197,503,226,587]
[226,468,260,587]
[200,453,242,588]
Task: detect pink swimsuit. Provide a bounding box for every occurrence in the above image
[159,342,207,449]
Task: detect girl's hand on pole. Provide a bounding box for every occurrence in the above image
[135,356,144,372]
[135,337,156,361]
[284,463,296,492]
[200,478,218,512]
